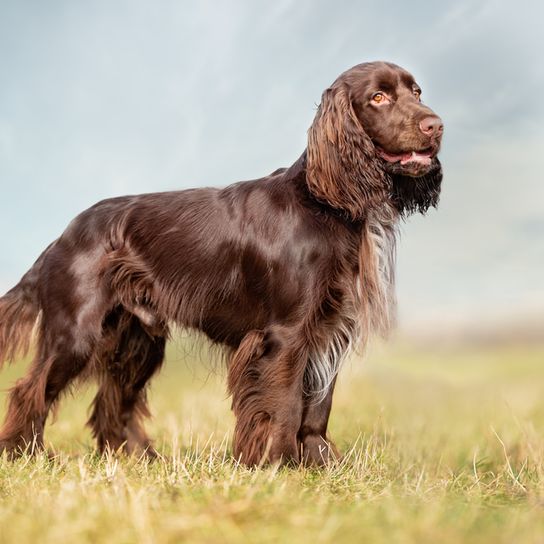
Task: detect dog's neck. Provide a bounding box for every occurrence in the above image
[288,150,395,221]
[286,151,399,334]
[288,150,442,222]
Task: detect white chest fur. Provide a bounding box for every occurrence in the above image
[304,206,399,402]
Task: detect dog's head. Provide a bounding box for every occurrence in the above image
[307,61,443,218]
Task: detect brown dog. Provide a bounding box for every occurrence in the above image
[0,61,443,465]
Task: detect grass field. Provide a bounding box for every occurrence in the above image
[1,336,544,543]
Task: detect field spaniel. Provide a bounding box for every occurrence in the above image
[0,61,443,465]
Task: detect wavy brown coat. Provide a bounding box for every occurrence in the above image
[0,62,443,465]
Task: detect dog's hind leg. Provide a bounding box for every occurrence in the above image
[88,309,167,457]
[0,327,90,456]
[0,242,113,457]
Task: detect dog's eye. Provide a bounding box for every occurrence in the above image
[372,92,385,104]
[413,89,421,100]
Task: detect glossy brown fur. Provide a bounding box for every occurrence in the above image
[0,62,443,464]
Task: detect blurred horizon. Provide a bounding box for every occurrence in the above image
[1,1,543,334]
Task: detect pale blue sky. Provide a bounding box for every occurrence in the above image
[0,1,543,330]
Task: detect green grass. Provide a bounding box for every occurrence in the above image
[1,338,544,543]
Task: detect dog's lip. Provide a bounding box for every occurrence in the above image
[377,147,435,166]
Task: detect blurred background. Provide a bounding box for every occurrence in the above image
[0,0,542,341]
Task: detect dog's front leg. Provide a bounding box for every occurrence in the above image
[298,377,341,466]
[228,329,306,466]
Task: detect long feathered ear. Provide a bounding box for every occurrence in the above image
[391,160,443,216]
[307,83,389,219]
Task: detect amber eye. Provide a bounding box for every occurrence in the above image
[372,92,385,103]
[413,89,421,100]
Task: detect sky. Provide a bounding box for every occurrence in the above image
[0,0,543,331]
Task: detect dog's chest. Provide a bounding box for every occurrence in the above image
[355,209,398,335]
[304,208,398,400]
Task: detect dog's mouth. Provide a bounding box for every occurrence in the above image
[376,146,439,177]
[376,147,434,166]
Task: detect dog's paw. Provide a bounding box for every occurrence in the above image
[300,434,341,467]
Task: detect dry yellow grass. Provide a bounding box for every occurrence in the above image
[1,337,544,543]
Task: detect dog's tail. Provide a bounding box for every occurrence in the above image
[0,265,41,370]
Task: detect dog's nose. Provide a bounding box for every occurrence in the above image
[419,116,443,137]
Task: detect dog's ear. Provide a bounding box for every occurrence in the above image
[391,160,443,216]
[307,83,389,219]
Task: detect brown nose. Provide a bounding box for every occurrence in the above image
[419,116,443,137]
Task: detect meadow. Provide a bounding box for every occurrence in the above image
[1,335,543,543]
